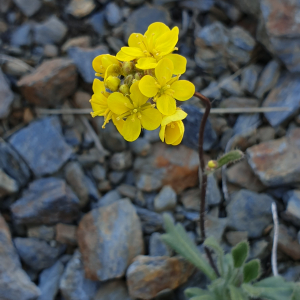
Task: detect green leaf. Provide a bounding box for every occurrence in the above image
[291,284,300,300]
[228,285,248,300]
[161,214,217,281]
[243,259,261,283]
[185,287,211,297]
[231,241,249,268]
[190,296,216,300]
[204,236,224,276]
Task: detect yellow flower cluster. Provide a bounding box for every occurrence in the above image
[90,22,195,145]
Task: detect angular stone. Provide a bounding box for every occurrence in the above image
[154,185,177,212]
[240,65,262,94]
[227,160,265,193]
[55,223,77,246]
[66,0,95,18]
[68,45,108,83]
[225,231,248,246]
[60,250,99,300]
[105,2,122,26]
[110,151,132,171]
[17,58,77,107]
[0,69,14,119]
[0,169,18,198]
[28,225,55,242]
[263,73,300,127]
[233,114,261,136]
[127,255,194,299]
[203,215,228,243]
[282,190,300,227]
[62,36,91,53]
[34,16,67,45]
[117,184,137,200]
[227,189,273,238]
[13,0,41,17]
[94,280,132,300]
[14,237,65,271]
[134,206,163,234]
[91,164,106,182]
[149,232,172,257]
[10,22,33,47]
[9,117,73,177]
[77,199,144,281]
[11,177,80,225]
[181,104,218,151]
[134,142,199,194]
[0,214,40,300]
[247,128,300,186]
[129,137,151,156]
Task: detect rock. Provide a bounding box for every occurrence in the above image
[240,65,262,94]
[220,97,259,109]
[11,177,80,225]
[17,58,77,107]
[126,255,194,299]
[149,232,172,257]
[13,0,41,16]
[105,2,122,26]
[0,69,14,119]
[233,114,261,136]
[0,139,30,188]
[227,189,274,238]
[3,59,30,78]
[60,250,99,300]
[247,128,300,186]
[68,45,108,83]
[62,36,91,53]
[64,127,82,147]
[134,142,199,193]
[154,186,177,212]
[202,215,227,243]
[0,214,40,300]
[10,22,33,47]
[67,0,95,18]
[225,231,248,246]
[0,0,11,13]
[88,11,106,36]
[282,190,300,227]
[181,104,218,151]
[91,164,106,181]
[28,225,55,242]
[227,160,265,193]
[0,169,18,198]
[215,0,242,22]
[258,0,300,73]
[34,16,67,45]
[77,148,105,167]
[77,199,144,281]
[263,73,300,127]
[201,81,222,100]
[37,260,64,300]
[206,174,222,206]
[109,171,125,185]
[73,90,91,109]
[254,60,281,99]
[117,184,137,200]
[180,0,215,11]
[43,44,58,57]
[14,237,65,271]
[134,206,163,234]
[219,78,244,97]
[9,117,73,176]
[254,126,276,143]
[94,189,121,208]
[129,138,151,156]
[282,265,300,282]
[55,223,77,246]
[231,0,259,16]
[110,151,132,171]
[249,239,269,260]
[124,5,171,40]
[144,128,161,143]
[94,280,132,300]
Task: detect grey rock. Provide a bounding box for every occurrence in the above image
[282,266,300,282]
[34,16,67,45]
[64,128,82,147]
[181,104,218,151]
[227,189,274,238]
[263,72,300,127]
[38,260,64,300]
[201,215,227,243]
[282,190,300,227]
[95,189,121,208]
[219,78,243,97]
[144,128,161,143]
[10,117,72,177]
[117,184,137,200]
[28,225,55,242]
[0,139,30,188]
[124,0,144,5]
[233,114,261,136]
[77,199,144,281]
[206,174,222,206]
[105,2,122,26]
[110,151,132,171]
[231,0,259,15]
[66,0,95,18]
[149,232,172,257]
[215,0,242,22]
[109,171,125,185]
[14,237,65,271]
[88,12,106,36]
[0,169,18,198]
[220,97,259,109]
[10,22,33,47]
[68,45,108,83]
[134,206,163,234]
[77,148,105,167]
[94,280,132,300]
[0,214,40,300]
[13,0,41,16]
[91,164,106,182]
[230,26,255,51]
[240,65,262,94]
[60,250,99,300]
[201,81,222,100]
[129,138,151,156]
[0,69,14,119]
[225,231,248,247]
[249,239,269,260]
[11,177,80,225]
[255,60,281,99]
[154,186,177,212]
[124,5,171,41]
[136,173,163,192]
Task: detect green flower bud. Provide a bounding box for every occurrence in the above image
[119,84,130,95]
[124,74,133,86]
[122,61,135,75]
[105,76,120,92]
[134,72,143,81]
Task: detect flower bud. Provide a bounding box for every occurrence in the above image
[144,69,155,77]
[134,72,143,81]
[105,76,120,92]
[207,160,218,169]
[122,61,135,75]
[124,74,133,86]
[119,84,130,95]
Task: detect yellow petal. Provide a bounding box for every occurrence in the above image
[172,121,184,145]
[155,26,179,56]
[164,54,187,75]
[165,121,182,145]
[90,95,107,114]
[130,81,149,107]
[122,114,141,142]
[128,33,144,48]
[92,55,105,75]
[92,55,119,74]
[112,113,125,134]
[116,50,136,62]
[120,46,145,58]
[107,92,133,115]
[161,108,187,126]
[140,108,162,130]
[139,75,159,98]
[102,55,119,68]
[155,58,173,86]
[144,22,170,40]
[159,125,166,142]
[92,78,106,94]
[135,57,158,70]
[156,94,176,115]
[104,64,121,80]
[171,80,195,101]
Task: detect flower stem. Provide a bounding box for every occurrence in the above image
[194,91,220,277]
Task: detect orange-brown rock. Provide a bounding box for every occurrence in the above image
[55,223,77,246]
[126,255,194,299]
[17,58,77,107]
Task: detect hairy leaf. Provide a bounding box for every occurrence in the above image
[228,285,248,300]
[204,236,224,276]
[243,259,260,283]
[231,241,249,268]
[185,287,211,298]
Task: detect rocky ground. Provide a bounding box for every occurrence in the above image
[1,0,300,299]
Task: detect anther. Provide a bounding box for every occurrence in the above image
[133,109,138,113]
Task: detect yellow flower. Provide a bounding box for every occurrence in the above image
[92,54,121,78]
[116,22,187,74]
[159,108,187,145]
[107,82,162,142]
[139,58,195,115]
